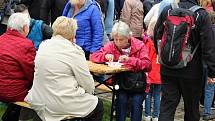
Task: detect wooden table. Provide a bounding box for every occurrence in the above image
[87,61,128,74]
[87,61,128,121]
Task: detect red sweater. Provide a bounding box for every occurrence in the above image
[0,30,36,102]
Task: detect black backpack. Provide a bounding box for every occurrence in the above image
[158,4,203,69]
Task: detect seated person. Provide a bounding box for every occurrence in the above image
[14,4,53,50]
[25,16,104,121]
[90,21,151,121]
[0,13,36,120]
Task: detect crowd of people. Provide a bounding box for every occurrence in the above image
[0,0,215,121]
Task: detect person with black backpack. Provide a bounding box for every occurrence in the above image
[153,0,215,121]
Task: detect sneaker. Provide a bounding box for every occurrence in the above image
[211,105,215,110]
[200,104,204,108]
[200,111,205,117]
[152,117,158,121]
[144,116,151,121]
[203,115,215,120]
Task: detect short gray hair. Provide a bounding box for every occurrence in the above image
[112,21,132,39]
[7,13,30,32]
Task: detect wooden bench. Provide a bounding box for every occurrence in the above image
[13,101,31,109]
[13,102,82,121]
[95,82,112,92]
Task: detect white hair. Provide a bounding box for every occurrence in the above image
[7,13,30,32]
[112,21,132,39]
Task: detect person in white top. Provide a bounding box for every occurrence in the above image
[144,0,177,38]
[25,16,103,121]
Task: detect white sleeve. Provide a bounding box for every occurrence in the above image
[70,50,95,94]
[144,4,158,27]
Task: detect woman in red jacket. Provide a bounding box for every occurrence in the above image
[90,21,151,121]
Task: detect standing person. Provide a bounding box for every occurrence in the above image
[153,0,215,121]
[16,0,43,20]
[0,13,35,121]
[114,0,125,20]
[199,0,214,12]
[62,0,103,60]
[144,0,176,38]
[0,0,15,35]
[25,16,104,121]
[40,0,67,25]
[90,21,151,121]
[202,11,215,121]
[120,0,144,40]
[143,36,161,121]
[105,0,114,39]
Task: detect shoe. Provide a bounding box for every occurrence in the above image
[152,117,158,121]
[211,105,215,110]
[200,111,205,117]
[203,115,215,120]
[200,104,204,108]
[144,116,151,121]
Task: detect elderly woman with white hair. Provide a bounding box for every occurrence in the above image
[25,16,103,121]
[90,21,151,121]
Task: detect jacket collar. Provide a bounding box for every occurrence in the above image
[130,37,144,54]
[65,0,94,17]
[5,29,26,39]
[113,37,144,55]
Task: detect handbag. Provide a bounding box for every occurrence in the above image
[116,71,147,93]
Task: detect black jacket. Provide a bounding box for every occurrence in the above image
[18,0,42,20]
[40,0,67,25]
[154,0,215,79]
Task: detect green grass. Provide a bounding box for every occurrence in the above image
[0,100,130,121]
[0,103,7,121]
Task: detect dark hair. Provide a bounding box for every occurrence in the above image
[14,4,28,13]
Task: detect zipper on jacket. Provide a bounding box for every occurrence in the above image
[169,25,176,62]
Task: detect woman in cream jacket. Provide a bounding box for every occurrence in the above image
[25,16,103,121]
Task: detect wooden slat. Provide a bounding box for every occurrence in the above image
[95,82,112,92]
[14,101,31,109]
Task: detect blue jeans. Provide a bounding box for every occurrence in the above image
[116,90,145,121]
[145,84,161,118]
[203,82,215,115]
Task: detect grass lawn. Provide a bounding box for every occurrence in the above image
[0,100,130,121]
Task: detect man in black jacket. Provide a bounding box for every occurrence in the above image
[153,0,215,121]
[40,0,67,25]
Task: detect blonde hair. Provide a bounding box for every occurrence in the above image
[209,11,215,24]
[112,21,132,39]
[52,16,78,40]
[199,0,211,8]
[70,0,79,4]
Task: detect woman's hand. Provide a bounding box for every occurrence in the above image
[118,55,129,62]
[105,54,114,62]
[207,77,215,84]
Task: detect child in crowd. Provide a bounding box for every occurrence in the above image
[143,34,161,121]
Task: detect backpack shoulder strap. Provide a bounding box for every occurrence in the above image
[189,5,203,13]
[170,2,179,9]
